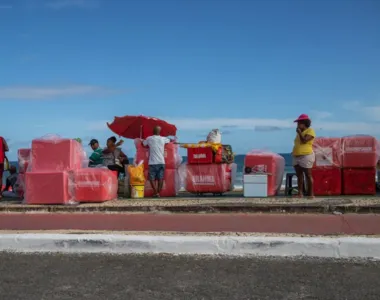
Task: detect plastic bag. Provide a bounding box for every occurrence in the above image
[18,149,31,173]
[207,129,221,144]
[128,161,145,185]
[221,144,234,163]
[312,137,342,168]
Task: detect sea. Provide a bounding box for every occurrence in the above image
[5,153,294,187]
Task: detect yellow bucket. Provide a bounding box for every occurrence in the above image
[130,185,144,199]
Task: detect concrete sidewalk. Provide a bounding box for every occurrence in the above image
[1,233,380,259]
[1,194,380,213]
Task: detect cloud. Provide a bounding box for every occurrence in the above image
[0,85,121,100]
[45,0,100,9]
[166,118,294,131]
[343,101,380,121]
[34,124,46,128]
[222,130,232,135]
[254,126,282,132]
[311,110,333,120]
[87,118,294,132]
[87,117,380,134]
[195,130,232,138]
[164,117,380,134]
[364,107,380,120]
[343,101,360,111]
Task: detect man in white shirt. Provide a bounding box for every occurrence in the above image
[143,126,170,197]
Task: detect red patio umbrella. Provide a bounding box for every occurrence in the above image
[107,115,177,139]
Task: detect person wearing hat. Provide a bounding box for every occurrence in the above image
[88,139,103,167]
[292,114,316,198]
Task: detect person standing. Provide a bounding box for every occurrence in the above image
[292,114,316,198]
[0,137,9,200]
[143,126,170,197]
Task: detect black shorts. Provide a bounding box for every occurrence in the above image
[148,164,165,180]
[107,164,125,176]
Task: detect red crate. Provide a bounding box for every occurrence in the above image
[342,136,378,168]
[187,147,213,164]
[185,163,231,194]
[143,169,179,197]
[31,139,83,172]
[342,168,376,195]
[73,168,118,202]
[312,167,342,196]
[25,171,71,205]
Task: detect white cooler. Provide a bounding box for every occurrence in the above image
[243,174,268,197]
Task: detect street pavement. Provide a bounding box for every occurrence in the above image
[0,252,379,299]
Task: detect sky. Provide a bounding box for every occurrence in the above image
[1,0,380,160]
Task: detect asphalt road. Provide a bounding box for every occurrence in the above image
[1,253,380,300]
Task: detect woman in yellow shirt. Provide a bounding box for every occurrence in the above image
[292,114,316,198]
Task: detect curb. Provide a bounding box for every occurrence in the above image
[1,204,380,214]
[1,234,380,259]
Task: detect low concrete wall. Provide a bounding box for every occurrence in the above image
[1,234,380,259]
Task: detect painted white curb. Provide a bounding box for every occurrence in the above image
[1,234,380,259]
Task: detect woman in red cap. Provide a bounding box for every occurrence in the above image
[292,114,316,198]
